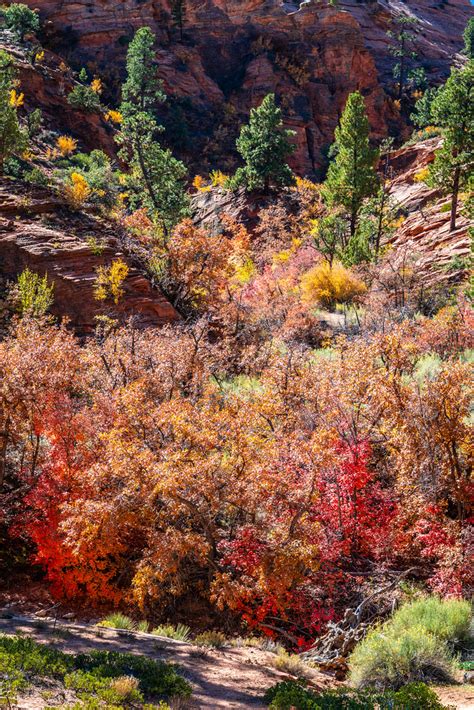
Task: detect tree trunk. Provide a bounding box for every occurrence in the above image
[450,165,460,233]
[398,36,406,101]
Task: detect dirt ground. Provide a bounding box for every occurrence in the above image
[432,684,474,710]
[0,613,334,709]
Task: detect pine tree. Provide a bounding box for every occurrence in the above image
[117,112,188,237]
[428,62,474,232]
[388,15,419,100]
[171,0,186,42]
[121,26,165,115]
[232,93,295,193]
[118,28,188,237]
[323,91,378,238]
[411,86,438,128]
[463,17,474,60]
[0,50,27,173]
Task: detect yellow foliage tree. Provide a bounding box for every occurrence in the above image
[56,135,77,157]
[300,261,367,310]
[9,89,24,108]
[91,78,103,95]
[94,258,129,304]
[104,110,123,124]
[64,172,90,208]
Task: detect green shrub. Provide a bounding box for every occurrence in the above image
[348,596,471,690]
[65,150,120,207]
[15,268,54,317]
[73,650,191,698]
[24,166,49,187]
[151,624,191,642]
[2,3,40,39]
[348,624,456,690]
[67,85,101,113]
[194,630,227,648]
[0,634,191,707]
[389,596,471,643]
[392,682,453,709]
[264,680,453,709]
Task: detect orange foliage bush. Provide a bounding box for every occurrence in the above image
[1,306,471,639]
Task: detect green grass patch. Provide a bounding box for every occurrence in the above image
[0,635,191,708]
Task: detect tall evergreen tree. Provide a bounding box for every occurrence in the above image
[121,27,165,115]
[171,0,186,42]
[232,93,295,193]
[411,86,438,128]
[428,62,474,232]
[463,17,474,60]
[388,15,419,100]
[323,91,378,238]
[118,27,188,237]
[0,50,27,173]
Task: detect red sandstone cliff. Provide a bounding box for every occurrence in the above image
[26,0,472,174]
[0,179,179,332]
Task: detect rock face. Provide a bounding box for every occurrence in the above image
[389,137,470,286]
[27,0,473,174]
[0,180,179,333]
[0,39,117,157]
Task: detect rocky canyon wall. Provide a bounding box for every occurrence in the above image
[20,0,474,173]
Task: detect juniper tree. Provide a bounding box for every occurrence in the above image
[232,93,295,193]
[428,62,474,232]
[2,3,39,41]
[323,91,378,238]
[0,50,27,173]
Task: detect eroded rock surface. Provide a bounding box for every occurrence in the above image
[389,137,470,285]
[0,180,179,332]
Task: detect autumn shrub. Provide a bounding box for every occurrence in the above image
[64,172,91,208]
[56,135,77,157]
[151,624,191,642]
[104,109,123,125]
[300,261,367,310]
[94,258,129,304]
[108,675,142,703]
